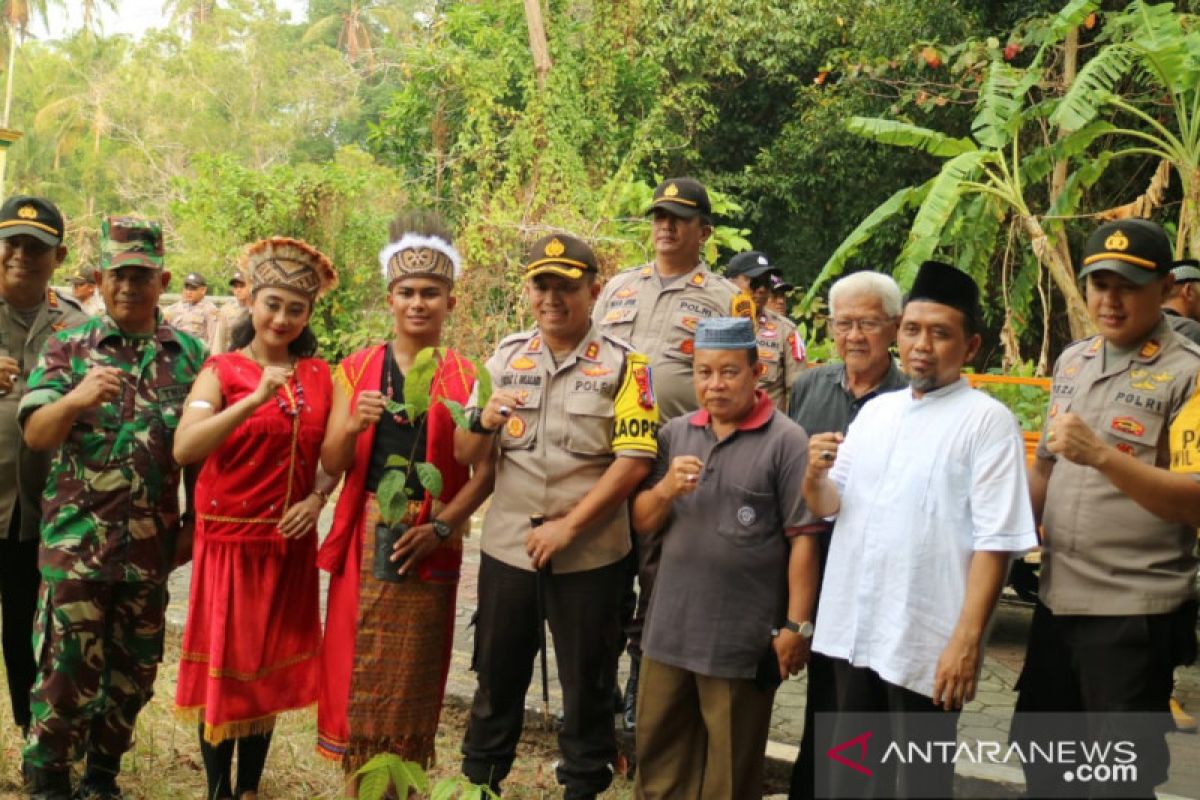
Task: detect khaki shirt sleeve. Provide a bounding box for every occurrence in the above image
[611,352,659,457]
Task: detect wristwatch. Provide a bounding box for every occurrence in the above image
[782,620,815,639]
[467,407,497,434]
[431,518,453,541]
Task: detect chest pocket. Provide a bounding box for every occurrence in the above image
[156,383,190,431]
[498,385,541,451]
[717,484,780,547]
[919,449,972,522]
[564,391,615,456]
[597,303,638,343]
[757,343,782,384]
[1104,410,1164,461]
[664,306,709,362]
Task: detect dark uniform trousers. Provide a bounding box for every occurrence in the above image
[825,660,959,800]
[1,505,39,729]
[24,578,167,771]
[1011,600,1196,799]
[463,553,625,798]
[790,525,835,800]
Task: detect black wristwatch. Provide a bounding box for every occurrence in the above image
[431,518,453,541]
[467,407,497,434]
[778,620,814,639]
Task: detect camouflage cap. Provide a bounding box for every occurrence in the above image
[101,216,164,270]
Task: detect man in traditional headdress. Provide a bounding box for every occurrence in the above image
[19,217,206,800]
[802,260,1037,798]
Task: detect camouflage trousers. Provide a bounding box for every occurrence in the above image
[22,579,166,771]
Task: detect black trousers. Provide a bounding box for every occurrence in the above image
[622,529,662,657]
[1,506,39,730]
[1011,600,1196,799]
[462,553,625,799]
[791,526,835,800]
[824,660,959,800]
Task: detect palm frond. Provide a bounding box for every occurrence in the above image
[845,117,975,158]
[1045,152,1114,221]
[1020,120,1116,185]
[301,14,343,45]
[972,60,1022,150]
[1049,0,1101,40]
[1051,45,1135,130]
[895,151,988,284]
[800,181,928,312]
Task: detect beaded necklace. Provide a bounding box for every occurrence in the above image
[242,346,304,417]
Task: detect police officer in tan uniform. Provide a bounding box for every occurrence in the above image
[164,271,218,348]
[457,233,660,800]
[724,250,804,411]
[592,177,752,729]
[212,270,250,354]
[1013,219,1200,797]
[0,196,88,741]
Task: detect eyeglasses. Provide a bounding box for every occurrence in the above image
[831,318,890,334]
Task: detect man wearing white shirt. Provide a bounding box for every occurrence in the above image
[801,260,1038,798]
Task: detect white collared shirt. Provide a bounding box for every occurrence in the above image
[813,378,1037,697]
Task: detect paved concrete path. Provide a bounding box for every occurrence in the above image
[167,507,1200,798]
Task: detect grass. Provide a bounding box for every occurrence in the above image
[0,625,636,799]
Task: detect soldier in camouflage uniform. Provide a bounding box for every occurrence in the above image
[18,217,206,800]
[164,271,219,349]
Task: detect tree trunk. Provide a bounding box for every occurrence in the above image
[523,0,551,88]
[1020,214,1092,340]
[1179,168,1200,260]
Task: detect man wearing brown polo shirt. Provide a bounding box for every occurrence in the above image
[1012,219,1200,797]
[457,234,659,800]
[631,316,819,799]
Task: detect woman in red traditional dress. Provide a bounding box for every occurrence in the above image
[316,211,493,786]
[173,238,338,800]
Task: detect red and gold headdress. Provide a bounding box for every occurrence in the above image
[239,237,338,302]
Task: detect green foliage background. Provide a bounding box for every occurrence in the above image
[4,0,1197,363]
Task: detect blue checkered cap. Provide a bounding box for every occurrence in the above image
[695,317,756,350]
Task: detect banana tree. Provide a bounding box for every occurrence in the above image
[1053,0,1200,259]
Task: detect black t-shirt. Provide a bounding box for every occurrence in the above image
[364,350,428,495]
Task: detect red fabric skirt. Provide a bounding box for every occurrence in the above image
[175,528,321,742]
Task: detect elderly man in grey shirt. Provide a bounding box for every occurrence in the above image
[786,270,907,799]
[631,316,821,800]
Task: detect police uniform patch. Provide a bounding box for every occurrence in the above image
[612,352,659,455]
[731,291,755,320]
[1110,416,1145,437]
[1138,339,1162,360]
[737,506,756,526]
[509,356,536,371]
[787,332,805,362]
[680,339,694,355]
[1116,442,1136,456]
[506,416,526,438]
[689,273,706,287]
[759,325,778,340]
[527,336,542,353]
[680,316,699,332]
[583,341,600,361]
[615,287,637,299]
[581,365,612,378]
